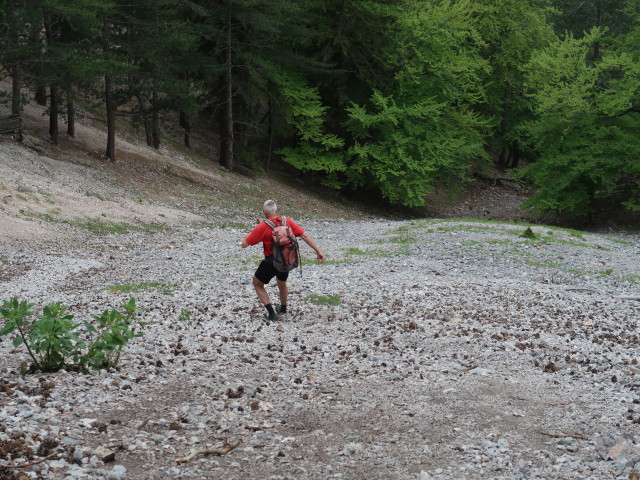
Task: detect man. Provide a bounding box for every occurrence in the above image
[241,199,325,322]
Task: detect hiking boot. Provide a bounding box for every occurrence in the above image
[275,305,287,315]
[266,312,281,323]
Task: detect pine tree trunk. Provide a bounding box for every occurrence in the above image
[144,115,153,146]
[497,87,510,168]
[105,75,116,160]
[218,102,227,166]
[49,86,59,144]
[266,100,273,173]
[67,99,75,137]
[224,8,234,171]
[179,112,190,148]
[9,0,21,116]
[35,87,47,106]
[11,66,21,116]
[151,89,160,149]
[137,95,153,146]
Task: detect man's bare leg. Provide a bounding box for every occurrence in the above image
[277,279,288,313]
[252,276,271,305]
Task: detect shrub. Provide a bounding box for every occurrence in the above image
[0,297,146,373]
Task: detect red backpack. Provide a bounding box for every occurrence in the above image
[264,216,300,273]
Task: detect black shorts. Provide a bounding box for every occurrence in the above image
[255,258,289,284]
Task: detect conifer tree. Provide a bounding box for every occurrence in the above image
[520,28,640,216]
[289,0,490,207]
[472,0,557,169]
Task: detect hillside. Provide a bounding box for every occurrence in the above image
[1,97,385,246]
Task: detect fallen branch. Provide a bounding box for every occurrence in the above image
[175,439,241,465]
[8,453,58,469]
[615,295,640,301]
[537,431,588,440]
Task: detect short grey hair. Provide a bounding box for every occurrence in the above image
[263,199,277,215]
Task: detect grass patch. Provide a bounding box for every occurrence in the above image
[340,246,409,259]
[304,294,341,306]
[620,274,640,283]
[381,227,416,244]
[189,220,216,229]
[525,260,617,279]
[525,260,563,269]
[67,219,131,234]
[220,221,246,229]
[85,191,105,201]
[537,236,610,251]
[66,219,169,235]
[343,247,368,256]
[610,238,633,246]
[139,223,171,234]
[105,281,177,295]
[414,217,499,227]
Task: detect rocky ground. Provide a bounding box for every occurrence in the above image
[1,105,640,480]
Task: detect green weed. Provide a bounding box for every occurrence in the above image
[66,219,169,235]
[220,221,246,229]
[178,309,192,326]
[525,260,563,269]
[620,274,640,283]
[104,281,177,295]
[520,227,538,239]
[304,294,341,306]
[0,297,146,373]
[610,238,633,246]
[85,191,105,201]
[343,247,368,255]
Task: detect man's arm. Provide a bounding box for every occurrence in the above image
[242,222,265,248]
[299,233,325,263]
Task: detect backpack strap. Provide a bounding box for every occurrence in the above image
[281,216,287,226]
[263,219,277,229]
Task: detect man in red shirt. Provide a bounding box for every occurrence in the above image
[241,199,325,322]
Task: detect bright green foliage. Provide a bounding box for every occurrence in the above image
[304,294,341,306]
[340,0,489,206]
[83,297,146,369]
[472,0,557,168]
[0,296,146,373]
[0,298,81,372]
[0,298,40,369]
[29,302,82,372]
[276,70,346,178]
[345,91,484,206]
[521,28,640,215]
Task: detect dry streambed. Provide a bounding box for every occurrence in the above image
[1,218,640,480]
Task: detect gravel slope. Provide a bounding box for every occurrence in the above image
[1,215,639,480]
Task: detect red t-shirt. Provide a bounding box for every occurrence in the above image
[244,216,305,257]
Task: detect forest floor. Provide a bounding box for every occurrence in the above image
[0,100,639,480]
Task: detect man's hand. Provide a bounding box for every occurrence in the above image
[241,239,249,248]
[316,251,325,264]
